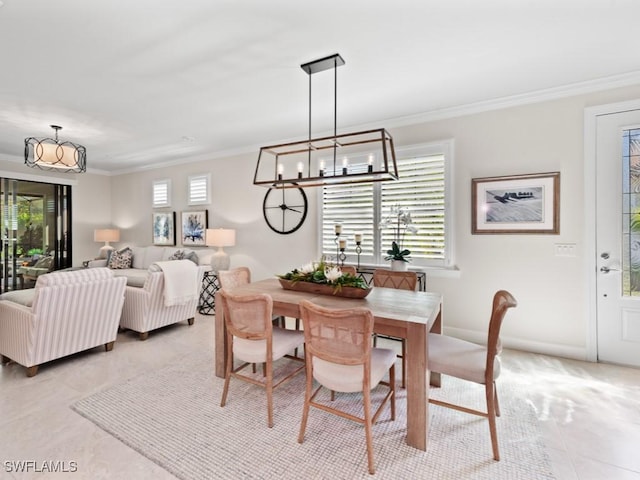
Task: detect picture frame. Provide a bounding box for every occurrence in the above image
[152,211,176,245]
[181,210,208,246]
[472,172,560,234]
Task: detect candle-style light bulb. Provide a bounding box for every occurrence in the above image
[297,162,303,178]
[319,160,325,177]
[277,163,283,180]
[367,155,374,173]
[342,157,348,175]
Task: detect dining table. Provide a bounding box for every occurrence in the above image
[214,277,442,452]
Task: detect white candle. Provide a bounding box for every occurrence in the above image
[339,239,347,249]
[354,233,362,243]
[334,224,342,234]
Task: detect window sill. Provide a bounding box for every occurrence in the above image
[351,262,461,279]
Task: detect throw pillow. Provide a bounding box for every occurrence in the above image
[168,249,199,265]
[108,247,133,269]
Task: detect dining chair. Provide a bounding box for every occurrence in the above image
[218,289,305,428]
[340,265,357,276]
[427,289,517,461]
[297,299,396,475]
[372,269,418,388]
[217,266,251,289]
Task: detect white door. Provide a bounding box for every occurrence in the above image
[596,109,640,367]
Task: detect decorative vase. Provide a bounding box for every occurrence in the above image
[391,260,408,271]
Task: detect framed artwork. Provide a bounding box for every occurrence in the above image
[181,210,208,246]
[472,172,560,234]
[152,211,176,245]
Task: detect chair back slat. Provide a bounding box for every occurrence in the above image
[219,290,272,341]
[218,267,251,290]
[485,290,518,376]
[373,269,418,291]
[299,299,372,366]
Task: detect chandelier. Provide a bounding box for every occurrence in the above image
[253,53,398,189]
[25,125,87,173]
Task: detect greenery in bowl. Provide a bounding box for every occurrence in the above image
[277,257,368,292]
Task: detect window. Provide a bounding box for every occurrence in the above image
[153,179,171,208]
[320,140,453,268]
[188,174,210,205]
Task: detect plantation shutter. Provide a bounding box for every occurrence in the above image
[153,179,171,208]
[380,154,445,262]
[188,174,210,205]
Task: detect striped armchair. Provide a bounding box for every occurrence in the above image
[119,264,206,340]
[0,268,127,377]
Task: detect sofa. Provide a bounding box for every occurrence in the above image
[0,268,127,376]
[88,245,213,287]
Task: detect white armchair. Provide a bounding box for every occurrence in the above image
[119,262,206,340]
[0,268,127,377]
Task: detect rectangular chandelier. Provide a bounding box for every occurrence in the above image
[253,128,398,188]
[253,54,398,189]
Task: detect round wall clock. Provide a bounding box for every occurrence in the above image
[262,183,308,234]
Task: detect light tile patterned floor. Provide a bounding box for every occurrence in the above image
[1,313,639,479]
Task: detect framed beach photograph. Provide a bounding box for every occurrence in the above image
[181,210,208,246]
[472,172,560,234]
[152,211,176,245]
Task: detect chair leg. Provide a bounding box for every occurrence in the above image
[294,318,300,357]
[266,360,274,428]
[485,382,500,461]
[390,364,396,421]
[401,339,407,389]
[187,317,195,326]
[104,341,115,352]
[220,335,233,408]
[26,365,39,377]
[363,388,376,474]
[494,382,501,417]
[298,363,313,443]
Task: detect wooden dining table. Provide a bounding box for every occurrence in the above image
[214,277,442,451]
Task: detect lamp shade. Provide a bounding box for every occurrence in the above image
[206,228,236,272]
[94,229,120,243]
[205,228,236,247]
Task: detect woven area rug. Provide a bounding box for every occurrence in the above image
[72,352,555,480]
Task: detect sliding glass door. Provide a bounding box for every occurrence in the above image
[0,178,72,292]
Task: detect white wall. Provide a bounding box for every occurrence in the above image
[8,83,640,361]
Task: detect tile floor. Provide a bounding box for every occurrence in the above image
[1,312,639,479]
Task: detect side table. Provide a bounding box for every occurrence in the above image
[199,270,220,315]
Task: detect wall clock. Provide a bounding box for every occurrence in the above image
[262,183,308,234]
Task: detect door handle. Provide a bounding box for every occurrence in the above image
[600,266,621,274]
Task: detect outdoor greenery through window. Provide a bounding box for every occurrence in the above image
[320,141,453,268]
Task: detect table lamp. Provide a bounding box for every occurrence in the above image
[206,228,236,272]
[94,228,120,259]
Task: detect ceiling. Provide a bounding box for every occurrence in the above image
[2,0,640,175]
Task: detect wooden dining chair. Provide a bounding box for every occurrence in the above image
[340,265,357,276]
[217,266,251,290]
[428,290,517,461]
[298,299,396,475]
[372,269,418,388]
[218,289,305,428]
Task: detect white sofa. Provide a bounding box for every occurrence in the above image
[0,268,127,376]
[88,246,213,286]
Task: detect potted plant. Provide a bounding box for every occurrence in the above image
[384,241,411,271]
[380,205,417,271]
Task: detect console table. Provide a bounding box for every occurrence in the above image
[198,271,220,315]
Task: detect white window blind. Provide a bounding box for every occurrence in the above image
[321,141,452,267]
[153,179,171,208]
[188,174,210,205]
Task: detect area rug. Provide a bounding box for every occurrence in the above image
[72,352,555,480]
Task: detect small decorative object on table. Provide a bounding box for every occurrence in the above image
[277,257,370,298]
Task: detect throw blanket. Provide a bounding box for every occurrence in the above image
[154,260,199,307]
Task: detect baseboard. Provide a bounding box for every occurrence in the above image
[442,326,589,362]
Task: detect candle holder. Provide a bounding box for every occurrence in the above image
[334,233,340,262]
[355,241,362,269]
[338,247,347,266]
